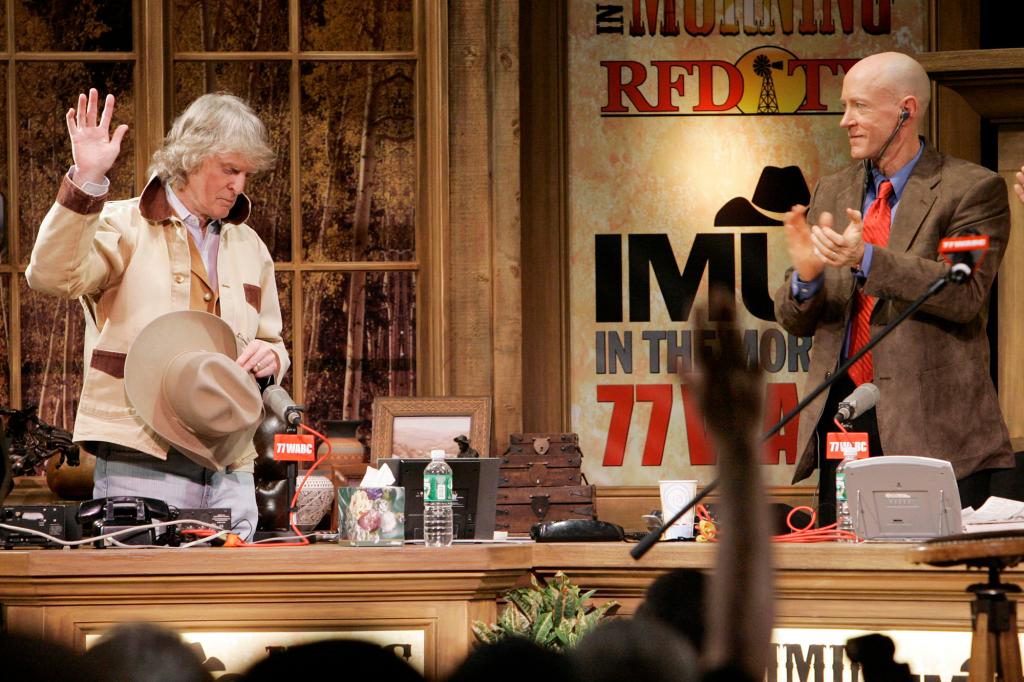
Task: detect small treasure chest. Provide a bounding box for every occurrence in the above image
[496,433,596,534]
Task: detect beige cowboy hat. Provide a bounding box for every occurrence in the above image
[124,311,264,471]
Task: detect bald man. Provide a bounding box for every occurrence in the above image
[774,52,1013,524]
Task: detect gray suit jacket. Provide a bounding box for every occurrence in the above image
[774,144,1014,484]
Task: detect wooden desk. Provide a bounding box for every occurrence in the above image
[534,542,1002,631]
[0,544,531,680]
[0,541,1015,679]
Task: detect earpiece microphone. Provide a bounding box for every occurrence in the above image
[863,107,911,196]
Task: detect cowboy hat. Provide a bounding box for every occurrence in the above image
[714,165,811,226]
[124,311,263,471]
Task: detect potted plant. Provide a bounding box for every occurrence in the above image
[472,571,619,651]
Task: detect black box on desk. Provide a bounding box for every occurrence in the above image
[380,457,499,540]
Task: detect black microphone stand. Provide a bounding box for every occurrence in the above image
[257,379,304,539]
[631,270,955,560]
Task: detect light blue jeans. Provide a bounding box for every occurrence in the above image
[92,444,258,540]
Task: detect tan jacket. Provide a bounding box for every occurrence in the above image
[26,175,290,472]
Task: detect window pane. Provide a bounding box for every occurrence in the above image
[300,61,415,263]
[301,0,413,52]
[302,270,415,426]
[0,275,9,406]
[174,61,293,262]
[172,0,289,52]
[18,278,84,432]
[276,270,293,395]
[16,0,132,52]
[17,62,135,265]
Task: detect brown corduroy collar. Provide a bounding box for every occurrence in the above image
[138,175,252,225]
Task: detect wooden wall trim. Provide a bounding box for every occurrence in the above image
[930,0,981,164]
[445,1,523,453]
[448,2,494,404]
[999,126,1024,448]
[490,0,524,444]
[137,0,165,189]
[3,0,22,408]
[519,0,569,432]
[420,0,451,396]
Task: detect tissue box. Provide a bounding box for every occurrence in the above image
[337,487,406,546]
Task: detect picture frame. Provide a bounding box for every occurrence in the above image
[370,396,492,463]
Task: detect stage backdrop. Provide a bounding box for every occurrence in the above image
[568,0,928,488]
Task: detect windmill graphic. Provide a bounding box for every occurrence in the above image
[753,53,783,114]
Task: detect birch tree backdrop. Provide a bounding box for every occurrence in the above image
[15,1,135,432]
[1,0,418,443]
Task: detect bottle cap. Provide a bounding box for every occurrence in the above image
[430,449,446,459]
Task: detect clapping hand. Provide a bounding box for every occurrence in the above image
[66,88,128,186]
[783,205,825,282]
[811,208,866,269]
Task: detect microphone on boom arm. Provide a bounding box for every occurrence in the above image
[262,384,304,428]
[939,229,988,284]
[835,383,880,424]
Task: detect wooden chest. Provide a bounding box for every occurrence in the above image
[495,433,596,534]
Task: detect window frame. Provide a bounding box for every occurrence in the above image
[0,0,447,417]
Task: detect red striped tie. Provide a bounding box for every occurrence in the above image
[848,180,894,386]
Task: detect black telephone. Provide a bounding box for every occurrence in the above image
[77,497,171,546]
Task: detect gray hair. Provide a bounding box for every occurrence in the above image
[149,93,275,187]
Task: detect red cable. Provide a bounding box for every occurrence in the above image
[697,504,860,544]
[236,422,332,548]
[772,505,859,543]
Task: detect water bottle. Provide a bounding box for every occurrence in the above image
[835,451,858,542]
[423,449,454,547]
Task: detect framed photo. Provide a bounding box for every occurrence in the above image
[370,396,492,463]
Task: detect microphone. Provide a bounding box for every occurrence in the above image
[939,230,989,284]
[877,108,909,160]
[262,384,304,427]
[835,382,880,423]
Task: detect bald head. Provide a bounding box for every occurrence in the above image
[846,52,931,120]
[839,52,931,173]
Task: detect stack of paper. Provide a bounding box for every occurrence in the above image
[961,497,1024,534]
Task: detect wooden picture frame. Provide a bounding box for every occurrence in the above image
[370,396,492,463]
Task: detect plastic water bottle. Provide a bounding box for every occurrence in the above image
[835,452,858,542]
[424,449,454,547]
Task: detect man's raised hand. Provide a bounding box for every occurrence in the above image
[690,287,763,448]
[66,88,128,186]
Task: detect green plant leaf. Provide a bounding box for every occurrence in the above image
[532,611,554,644]
[470,574,617,650]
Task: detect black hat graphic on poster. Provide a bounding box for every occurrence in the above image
[714,165,810,227]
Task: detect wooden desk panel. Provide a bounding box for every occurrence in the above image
[0,544,532,680]
[532,542,1008,632]
[1,541,1015,678]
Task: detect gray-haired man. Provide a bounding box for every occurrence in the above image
[27,90,290,538]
